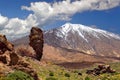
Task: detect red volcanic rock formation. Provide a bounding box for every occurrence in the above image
[29,27,44,61]
[0,34,18,65]
[0,34,39,80]
[0,34,14,54]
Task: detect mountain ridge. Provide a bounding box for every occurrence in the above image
[44,23,120,57]
[45,23,120,41]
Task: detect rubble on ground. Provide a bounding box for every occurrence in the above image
[86,64,116,75]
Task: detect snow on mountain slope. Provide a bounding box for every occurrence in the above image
[44,23,120,57]
[56,23,120,41]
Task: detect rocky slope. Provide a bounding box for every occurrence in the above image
[0,32,40,80]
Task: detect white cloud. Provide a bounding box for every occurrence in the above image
[0,0,120,40]
[0,14,8,29]
[0,15,37,40]
[22,0,120,21]
[91,0,120,10]
[1,18,27,39]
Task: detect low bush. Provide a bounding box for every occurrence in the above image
[6,70,34,80]
[49,72,54,76]
[64,73,70,77]
[85,76,91,80]
[46,77,58,80]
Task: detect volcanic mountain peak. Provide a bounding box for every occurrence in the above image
[56,23,120,41]
[43,23,120,57]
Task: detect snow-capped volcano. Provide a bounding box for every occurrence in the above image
[44,23,120,57]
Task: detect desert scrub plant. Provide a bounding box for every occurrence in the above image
[85,76,91,80]
[15,45,35,58]
[49,72,54,76]
[6,70,34,80]
[0,77,8,80]
[46,77,58,80]
[64,73,70,77]
[98,73,120,80]
[73,70,79,73]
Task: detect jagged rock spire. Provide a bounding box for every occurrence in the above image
[29,27,44,61]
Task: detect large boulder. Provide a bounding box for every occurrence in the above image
[0,34,14,53]
[0,55,7,64]
[0,34,18,65]
[29,27,44,61]
[9,51,19,66]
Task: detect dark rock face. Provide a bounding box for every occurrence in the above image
[9,52,19,66]
[0,34,14,53]
[0,55,7,64]
[0,34,18,65]
[29,27,44,61]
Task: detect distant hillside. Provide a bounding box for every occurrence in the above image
[12,36,29,46]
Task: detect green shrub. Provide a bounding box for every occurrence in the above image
[49,72,54,76]
[85,76,91,80]
[73,70,79,73]
[6,71,34,80]
[0,77,9,80]
[64,73,70,77]
[46,77,58,80]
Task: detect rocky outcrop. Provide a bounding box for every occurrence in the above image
[86,64,116,75]
[0,34,18,65]
[12,58,39,80]
[0,55,7,64]
[0,34,40,80]
[9,52,19,66]
[0,34,14,54]
[29,27,44,61]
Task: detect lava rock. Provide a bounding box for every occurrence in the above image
[29,27,44,61]
[86,64,116,75]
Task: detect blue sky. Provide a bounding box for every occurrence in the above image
[0,0,120,39]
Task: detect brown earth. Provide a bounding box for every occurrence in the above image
[14,43,120,69]
[57,61,104,69]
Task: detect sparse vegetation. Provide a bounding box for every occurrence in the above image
[64,73,70,77]
[49,72,54,76]
[0,71,34,80]
[27,58,120,80]
[1,55,120,80]
[46,77,58,80]
[1,44,120,80]
[85,76,91,80]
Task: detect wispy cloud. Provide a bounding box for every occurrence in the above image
[0,0,120,39]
